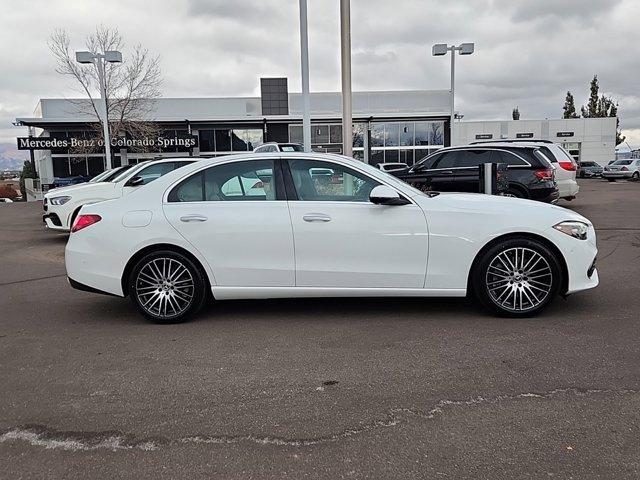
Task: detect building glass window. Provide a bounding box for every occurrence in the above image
[352,123,365,148]
[400,123,414,146]
[384,123,399,147]
[312,125,330,144]
[289,125,303,144]
[52,157,70,177]
[330,125,343,144]
[198,130,215,151]
[370,124,384,148]
[215,130,231,151]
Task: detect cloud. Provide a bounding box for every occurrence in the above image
[1,0,639,147]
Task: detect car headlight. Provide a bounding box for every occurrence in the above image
[49,196,72,206]
[553,221,589,240]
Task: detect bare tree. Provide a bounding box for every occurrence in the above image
[48,26,162,156]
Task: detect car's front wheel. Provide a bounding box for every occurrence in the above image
[128,250,207,323]
[472,237,562,317]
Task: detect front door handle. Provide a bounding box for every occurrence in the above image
[440,170,454,175]
[303,213,331,222]
[180,214,208,222]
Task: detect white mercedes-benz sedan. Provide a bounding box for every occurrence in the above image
[65,153,598,323]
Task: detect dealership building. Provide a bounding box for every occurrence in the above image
[15,77,617,186]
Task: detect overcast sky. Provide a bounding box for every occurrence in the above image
[1,0,639,147]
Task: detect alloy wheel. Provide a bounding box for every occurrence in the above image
[485,247,553,312]
[134,257,195,319]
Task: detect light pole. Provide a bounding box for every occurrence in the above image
[76,50,122,170]
[340,0,352,158]
[432,43,474,146]
[298,0,311,153]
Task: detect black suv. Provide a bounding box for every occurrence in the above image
[390,145,559,203]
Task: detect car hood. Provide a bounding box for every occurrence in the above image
[44,182,116,198]
[417,192,590,225]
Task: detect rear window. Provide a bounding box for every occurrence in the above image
[538,147,558,162]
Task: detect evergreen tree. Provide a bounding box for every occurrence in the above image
[562,91,578,118]
[19,159,37,201]
[512,106,520,120]
[582,75,600,117]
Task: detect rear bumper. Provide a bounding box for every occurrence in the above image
[603,171,632,179]
[65,235,126,297]
[557,179,579,199]
[68,277,119,297]
[529,187,560,204]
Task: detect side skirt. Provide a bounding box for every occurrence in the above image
[211,286,467,300]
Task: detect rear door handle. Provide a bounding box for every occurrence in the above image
[303,213,331,222]
[180,214,208,222]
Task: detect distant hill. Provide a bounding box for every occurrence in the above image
[0,143,28,171]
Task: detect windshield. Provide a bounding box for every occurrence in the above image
[281,144,304,152]
[111,162,149,183]
[90,168,118,183]
[355,159,425,197]
[613,160,632,165]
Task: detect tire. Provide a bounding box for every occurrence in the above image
[504,187,526,199]
[632,172,639,181]
[471,237,562,317]
[606,178,616,182]
[128,250,207,324]
[579,171,585,178]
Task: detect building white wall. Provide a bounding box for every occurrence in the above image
[453,117,617,165]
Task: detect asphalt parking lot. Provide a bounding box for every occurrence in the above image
[0,179,639,479]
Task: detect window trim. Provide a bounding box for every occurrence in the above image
[165,158,283,203]
[282,157,412,205]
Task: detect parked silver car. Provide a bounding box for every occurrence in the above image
[579,161,604,178]
[603,159,640,181]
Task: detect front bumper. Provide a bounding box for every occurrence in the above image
[43,213,68,231]
[547,225,599,295]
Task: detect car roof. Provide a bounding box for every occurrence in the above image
[470,139,553,145]
[437,144,538,152]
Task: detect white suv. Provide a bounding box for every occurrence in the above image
[43,158,196,231]
[471,140,579,200]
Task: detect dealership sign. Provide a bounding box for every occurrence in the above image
[516,133,534,138]
[475,134,493,140]
[17,133,198,151]
[556,131,574,138]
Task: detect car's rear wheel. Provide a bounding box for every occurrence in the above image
[472,237,562,317]
[503,187,526,199]
[128,250,207,324]
[632,172,639,181]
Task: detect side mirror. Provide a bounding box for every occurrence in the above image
[369,185,410,206]
[125,175,144,187]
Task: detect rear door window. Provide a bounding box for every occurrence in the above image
[492,150,529,166]
[456,150,493,167]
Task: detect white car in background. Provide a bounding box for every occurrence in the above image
[471,140,579,200]
[603,159,640,181]
[43,158,196,231]
[66,152,598,324]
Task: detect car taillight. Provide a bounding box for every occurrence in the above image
[71,214,102,233]
[534,168,554,181]
[621,166,629,171]
[558,160,576,171]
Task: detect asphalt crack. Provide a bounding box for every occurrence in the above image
[1,387,636,452]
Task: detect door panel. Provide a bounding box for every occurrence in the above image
[163,159,294,287]
[288,202,428,288]
[285,158,428,288]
